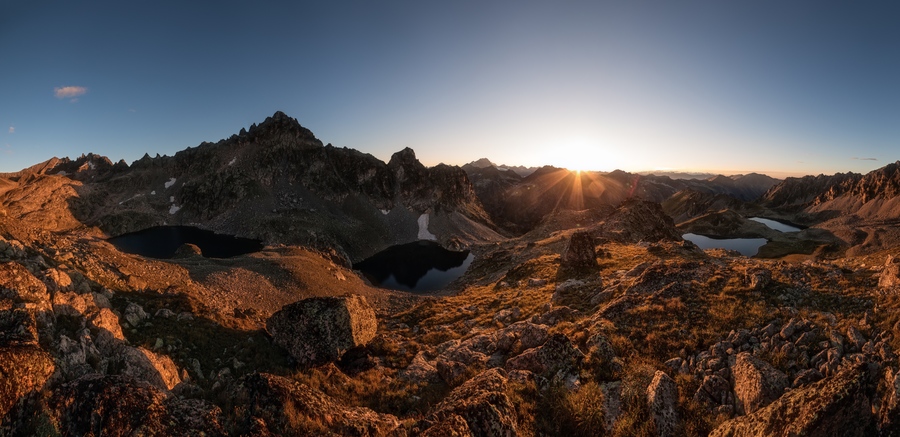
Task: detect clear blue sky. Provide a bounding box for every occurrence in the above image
[2,1,899,177]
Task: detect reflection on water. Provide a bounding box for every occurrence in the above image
[749,217,802,233]
[108,226,263,259]
[682,233,767,256]
[353,241,474,292]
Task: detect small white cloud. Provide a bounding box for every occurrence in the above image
[7,126,13,134]
[54,86,88,99]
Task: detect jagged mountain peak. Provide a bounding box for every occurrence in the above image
[388,147,422,168]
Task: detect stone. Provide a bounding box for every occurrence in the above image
[43,268,73,292]
[400,351,439,384]
[647,371,680,437]
[747,268,771,290]
[694,374,733,409]
[730,352,789,415]
[123,302,150,327]
[493,306,521,325]
[266,295,377,367]
[505,333,583,377]
[879,254,900,288]
[173,243,203,258]
[120,346,183,391]
[494,320,549,353]
[0,262,50,305]
[423,368,518,436]
[559,231,599,274]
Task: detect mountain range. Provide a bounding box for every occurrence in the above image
[3,111,900,435]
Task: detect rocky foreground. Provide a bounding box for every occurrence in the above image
[3,197,900,436]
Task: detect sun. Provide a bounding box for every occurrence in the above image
[550,137,602,172]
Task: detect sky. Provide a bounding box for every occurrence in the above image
[2,1,899,178]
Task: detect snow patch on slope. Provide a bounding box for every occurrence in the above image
[164,178,176,189]
[418,214,437,240]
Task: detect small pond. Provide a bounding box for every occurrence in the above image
[353,241,474,293]
[749,217,802,233]
[682,233,767,257]
[108,226,263,259]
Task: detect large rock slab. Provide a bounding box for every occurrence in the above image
[266,295,377,367]
[559,231,599,274]
[647,371,680,437]
[731,352,789,415]
[710,362,877,437]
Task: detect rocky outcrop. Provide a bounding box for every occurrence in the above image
[421,368,518,436]
[266,295,377,367]
[710,362,878,437]
[230,372,399,436]
[45,374,225,436]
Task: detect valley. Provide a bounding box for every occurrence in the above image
[3,112,900,436]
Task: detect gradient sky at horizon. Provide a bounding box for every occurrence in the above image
[2,1,899,177]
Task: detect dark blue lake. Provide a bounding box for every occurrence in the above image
[108,226,263,259]
[682,233,767,257]
[353,241,474,292]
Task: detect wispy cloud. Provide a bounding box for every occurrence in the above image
[7,126,13,134]
[54,86,88,99]
[852,157,878,161]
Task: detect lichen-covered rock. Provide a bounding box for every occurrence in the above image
[731,352,788,415]
[494,321,549,354]
[43,268,73,292]
[120,347,183,391]
[879,254,900,288]
[266,295,377,367]
[46,374,225,436]
[0,262,49,305]
[505,333,583,376]
[747,268,771,291]
[400,351,439,384]
[647,371,680,437]
[423,368,518,437]
[0,345,55,419]
[694,374,733,410]
[231,372,399,436]
[123,302,150,327]
[710,362,877,437]
[559,231,598,274]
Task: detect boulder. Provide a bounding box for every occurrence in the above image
[559,231,599,274]
[731,352,789,415]
[174,243,203,258]
[120,347,183,391]
[710,363,877,437]
[647,371,680,437]
[423,368,518,436]
[879,254,900,288]
[505,333,583,376]
[266,295,377,367]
